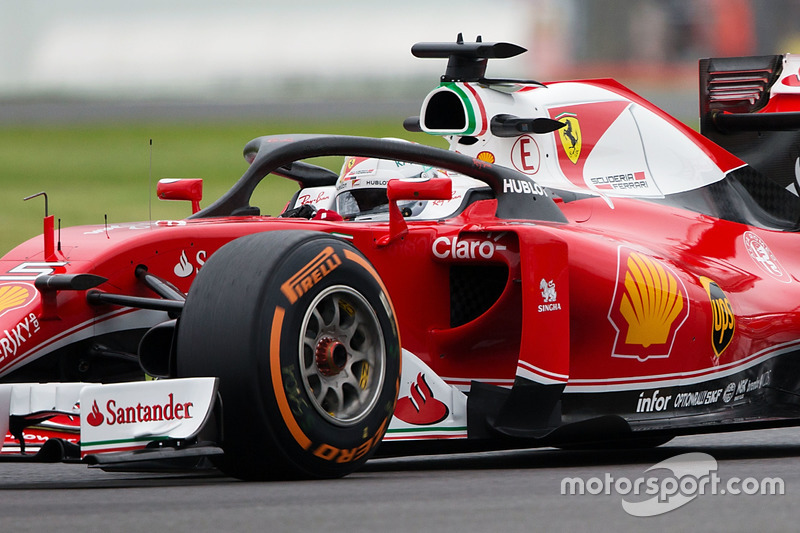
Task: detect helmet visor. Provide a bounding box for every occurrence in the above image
[335,188,389,219]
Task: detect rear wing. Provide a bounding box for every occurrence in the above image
[700,54,800,191]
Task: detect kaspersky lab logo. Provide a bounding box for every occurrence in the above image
[555,112,581,164]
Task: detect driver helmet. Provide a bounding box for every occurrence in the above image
[335,156,440,220]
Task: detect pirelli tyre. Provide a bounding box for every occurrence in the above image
[176,231,400,480]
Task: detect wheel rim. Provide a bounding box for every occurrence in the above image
[299,285,386,426]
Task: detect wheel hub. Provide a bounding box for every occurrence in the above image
[300,285,386,426]
[315,337,348,376]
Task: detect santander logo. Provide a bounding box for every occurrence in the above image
[85,394,194,427]
[86,400,104,427]
[394,373,449,425]
[782,70,800,87]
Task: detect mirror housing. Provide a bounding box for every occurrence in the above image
[378,177,452,247]
[157,179,203,214]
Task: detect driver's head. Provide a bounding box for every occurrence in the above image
[335,156,439,220]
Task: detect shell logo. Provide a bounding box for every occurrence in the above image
[608,249,689,361]
[620,253,684,346]
[476,151,495,164]
[0,284,34,318]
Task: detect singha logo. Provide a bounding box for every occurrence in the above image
[540,279,557,303]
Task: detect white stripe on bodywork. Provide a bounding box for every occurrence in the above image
[565,339,800,392]
[0,308,169,378]
[517,360,569,384]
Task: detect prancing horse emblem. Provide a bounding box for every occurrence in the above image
[556,112,582,164]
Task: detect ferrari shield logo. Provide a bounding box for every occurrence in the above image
[556,112,581,164]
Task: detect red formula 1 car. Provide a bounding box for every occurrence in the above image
[3,36,800,480]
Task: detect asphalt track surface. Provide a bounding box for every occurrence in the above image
[0,426,795,532]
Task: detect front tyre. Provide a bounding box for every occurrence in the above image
[176,231,400,480]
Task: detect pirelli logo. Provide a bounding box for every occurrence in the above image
[281,247,342,304]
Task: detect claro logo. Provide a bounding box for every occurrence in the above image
[432,236,506,260]
[85,394,194,427]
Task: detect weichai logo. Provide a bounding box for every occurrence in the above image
[699,276,735,358]
[281,246,342,304]
[608,248,689,361]
[86,394,194,426]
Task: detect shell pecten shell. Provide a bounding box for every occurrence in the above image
[619,252,684,347]
[0,285,31,314]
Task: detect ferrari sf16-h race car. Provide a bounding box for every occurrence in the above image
[3,36,800,480]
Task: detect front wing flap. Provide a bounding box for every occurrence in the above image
[0,378,219,462]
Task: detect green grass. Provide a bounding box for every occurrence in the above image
[0,117,446,255]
